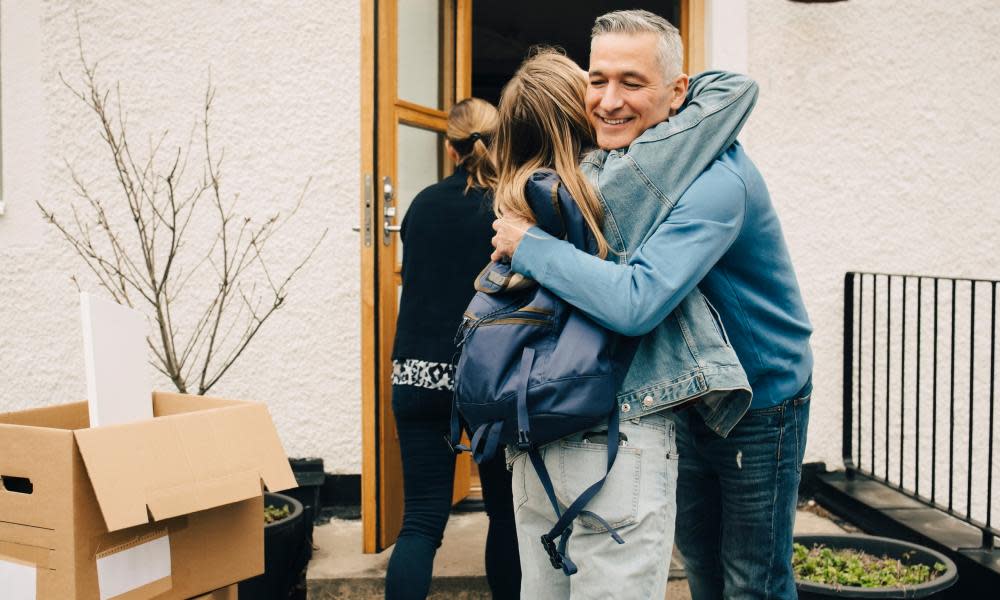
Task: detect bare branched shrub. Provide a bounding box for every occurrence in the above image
[38,34,326,395]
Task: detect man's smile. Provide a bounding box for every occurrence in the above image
[597,115,635,126]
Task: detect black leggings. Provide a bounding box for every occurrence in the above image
[385,385,521,600]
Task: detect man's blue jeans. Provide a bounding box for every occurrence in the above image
[674,389,811,600]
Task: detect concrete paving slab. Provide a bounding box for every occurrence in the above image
[795,509,850,535]
[309,513,488,580]
[307,508,845,598]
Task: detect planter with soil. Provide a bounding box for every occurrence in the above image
[794,534,958,599]
[238,492,310,600]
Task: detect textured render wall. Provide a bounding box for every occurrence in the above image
[743,0,1000,479]
[0,1,363,472]
[7,1,998,483]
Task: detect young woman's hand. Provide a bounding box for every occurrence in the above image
[490,216,534,263]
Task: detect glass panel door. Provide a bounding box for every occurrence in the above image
[362,0,471,554]
[395,125,445,263]
[397,0,443,109]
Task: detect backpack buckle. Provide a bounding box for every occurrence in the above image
[517,429,531,449]
[443,435,469,455]
[540,534,563,570]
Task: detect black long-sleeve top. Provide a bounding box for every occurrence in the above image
[391,165,495,365]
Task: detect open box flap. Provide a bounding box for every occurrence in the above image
[74,402,296,532]
[0,401,89,429]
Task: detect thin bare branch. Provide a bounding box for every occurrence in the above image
[45,29,323,395]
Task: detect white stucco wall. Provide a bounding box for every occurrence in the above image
[735,0,1000,476]
[0,1,363,472]
[4,0,999,483]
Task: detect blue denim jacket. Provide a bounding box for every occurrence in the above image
[513,72,758,437]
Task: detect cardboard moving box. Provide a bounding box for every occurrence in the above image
[0,392,296,599]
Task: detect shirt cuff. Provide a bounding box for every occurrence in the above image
[511,225,557,278]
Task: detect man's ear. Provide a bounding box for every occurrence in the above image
[669,74,690,111]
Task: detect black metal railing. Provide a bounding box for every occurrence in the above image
[844,272,998,549]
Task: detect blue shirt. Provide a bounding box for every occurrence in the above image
[512,143,813,408]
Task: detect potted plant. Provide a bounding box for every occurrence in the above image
[239,493,310,600]
[793,534,958,599]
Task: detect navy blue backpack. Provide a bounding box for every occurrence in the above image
[450,170,636,575]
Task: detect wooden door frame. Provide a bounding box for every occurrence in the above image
[360,0,473,554]
[680,0,707,74]
[360,0,377,555]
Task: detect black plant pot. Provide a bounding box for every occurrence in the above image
[794,534,958,599]
[238,492,309,600]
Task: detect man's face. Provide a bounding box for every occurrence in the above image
[586,32,687,150]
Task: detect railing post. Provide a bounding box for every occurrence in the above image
[987,281,997,548]
[844,272,856,476]
[983,529,995,550]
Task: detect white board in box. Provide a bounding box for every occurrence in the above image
[80,293,153,427]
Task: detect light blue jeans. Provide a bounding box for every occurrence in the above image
[510,411,679,599]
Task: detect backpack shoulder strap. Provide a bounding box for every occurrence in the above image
[524,171,595,254]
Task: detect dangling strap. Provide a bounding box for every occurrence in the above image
[529,406,625,575]
[528,448,577,574]
[470,422,490,454]
[471,421,503,463]
[447,391,470,454]
[516,347,535,449]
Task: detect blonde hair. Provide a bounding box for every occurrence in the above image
[492,49,610,259]
[447,98,498,193]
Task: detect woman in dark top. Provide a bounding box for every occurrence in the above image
[385,98,520,600]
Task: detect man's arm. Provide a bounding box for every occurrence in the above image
[628,71,758,207]
[643,71,758,145]
[509,163,746,336]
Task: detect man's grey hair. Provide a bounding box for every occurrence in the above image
[591,9,684,80]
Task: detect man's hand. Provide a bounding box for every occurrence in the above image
[490,215,535,262]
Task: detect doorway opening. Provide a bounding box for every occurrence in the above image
[472,1,683,105]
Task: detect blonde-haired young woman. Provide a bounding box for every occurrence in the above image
[386,97,520,600]
[488,50,652,599]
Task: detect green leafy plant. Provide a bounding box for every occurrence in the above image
[264,503,291,524]
[792,543,947,588]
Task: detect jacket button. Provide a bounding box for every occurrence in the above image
[642,396,654,407]
[621,402,631,413]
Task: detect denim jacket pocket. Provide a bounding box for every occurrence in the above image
[703,295,732,348]
[546,437,641,532]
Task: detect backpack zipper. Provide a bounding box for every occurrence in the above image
[479,305,554,326]
[457,305,554,344]
[476,315,552,327]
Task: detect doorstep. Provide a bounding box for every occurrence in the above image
[306,508,845,600]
